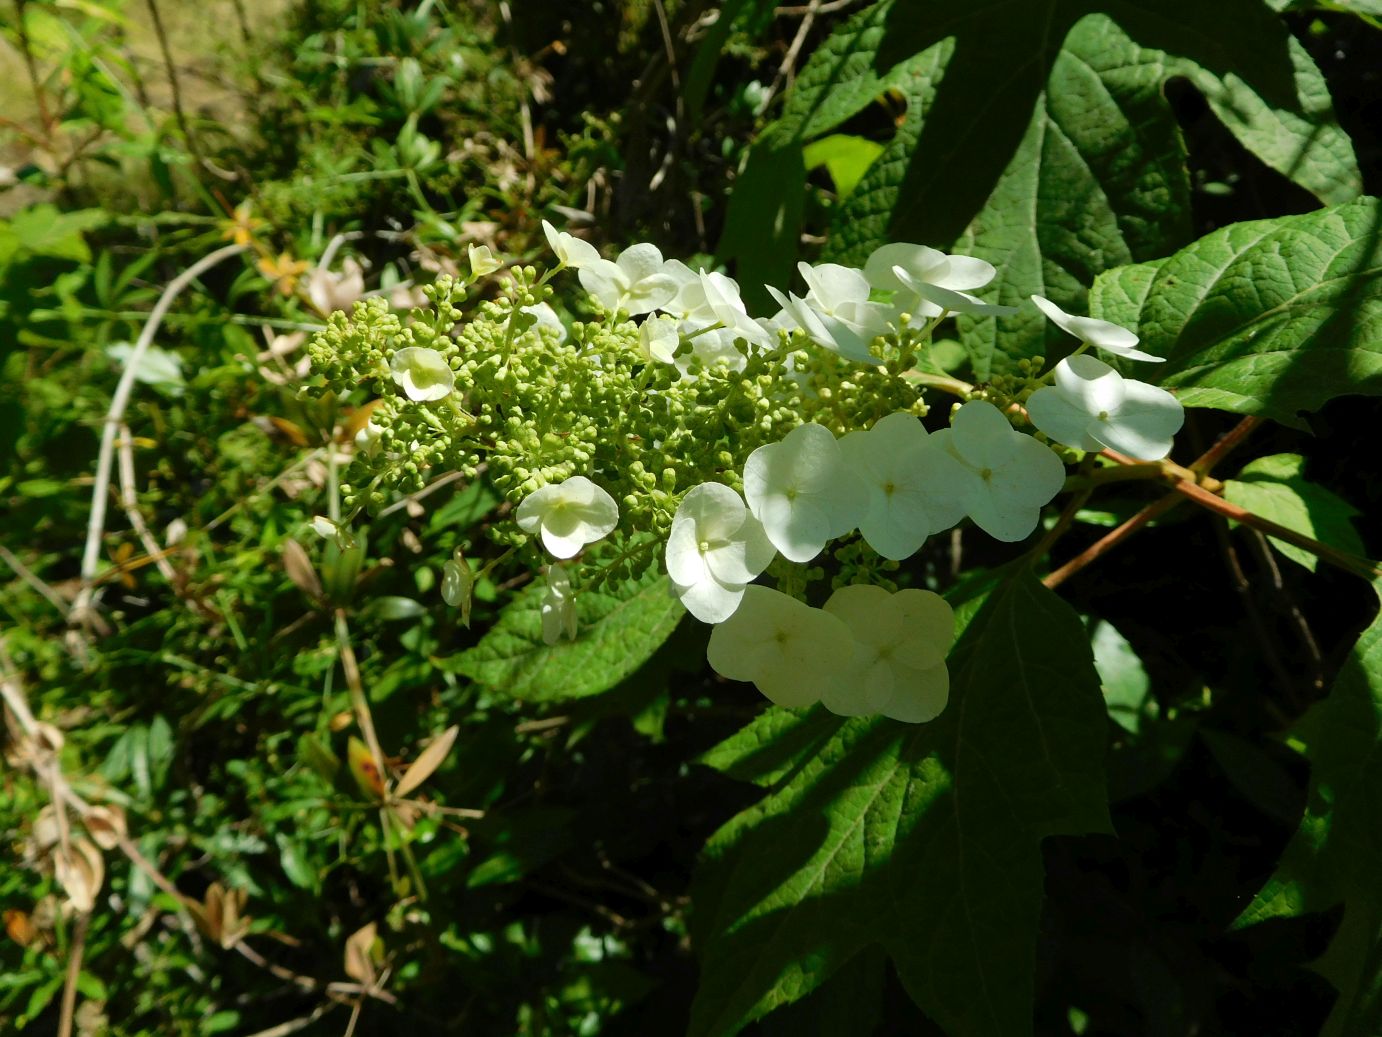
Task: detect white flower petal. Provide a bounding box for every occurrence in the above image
[707,587,854,708]
[880,663,949,723]
[1053,354,1127,414]
[673,574,745,625]
[894,267,1016,317]
[1095,381,1184,460]
[863,243,948,292]
[1026,386,1104,452]
[389,346,455,402]
[950,401,1017,470]
[616,243,665,283]
[1031,295,1162,362]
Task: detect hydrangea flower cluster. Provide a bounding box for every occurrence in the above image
[306,224,1185,724]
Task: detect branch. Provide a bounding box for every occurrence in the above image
[71,243,246,629]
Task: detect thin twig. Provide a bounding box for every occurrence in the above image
[1043,492,1182,589]
[241,1001,336,1037]
[72,244,247,629]
[57,911,90,1037]
[1169,479,1378,579]
[0,544,70,618]
[1190,415,1261,475]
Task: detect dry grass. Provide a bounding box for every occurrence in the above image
[0,0,291,211]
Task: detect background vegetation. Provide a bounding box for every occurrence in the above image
[1,1,1380,1034]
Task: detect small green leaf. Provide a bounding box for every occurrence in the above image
[1223,454,1365,571]
[440,570,684,702]
[802,134,885,200]
[1091,619,1151,735]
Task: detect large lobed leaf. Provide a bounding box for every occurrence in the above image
[1235,581,1382,1037]
[691,567,1110,1036]
[724,0,1359,378]
[439,569,684,702]
[1090,197,1382,427]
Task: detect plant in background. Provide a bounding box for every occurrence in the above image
[2,1,1382,1035]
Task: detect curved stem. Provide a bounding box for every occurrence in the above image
[72,243,247,627]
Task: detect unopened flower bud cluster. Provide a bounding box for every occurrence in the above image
[307,225,1184,723]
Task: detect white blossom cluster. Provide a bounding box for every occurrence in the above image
[378,225,1184,722]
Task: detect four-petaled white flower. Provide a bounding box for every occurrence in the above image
[840,411,968,560]
[864,243,1014,319]
[743,423,867,563]
[665,483,776,623]
[930,401,1066,542]
[766,262,890,364]
[540,564,578,645]
[1031,295,1163,363]
[390,346,455,402]
[579,243,678,315]
[822,584,955,722]
[1026,355,1184,460]
[706,586,854,707]
[542,220,601,269]
[516,476,619,559]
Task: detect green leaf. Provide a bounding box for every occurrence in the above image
[1090,618,1151,735]
[802,134,886,200]
[733,0,1357,379]
[440,570,685,702]
[719,137,808,311]
[0,205,105,264]
[1090,198,1382,427]
[1223,454,1366,571]
[690,568,1110,1036]
[1236,581,1382,1037]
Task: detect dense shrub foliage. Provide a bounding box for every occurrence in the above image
[2,2,1381,1035]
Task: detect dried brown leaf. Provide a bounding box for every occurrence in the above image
[281,539,323,600]
[393,725,459,799]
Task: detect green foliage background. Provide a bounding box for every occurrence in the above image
[1,1,1381,1035]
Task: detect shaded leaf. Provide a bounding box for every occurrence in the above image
[1236,581,1382,1037]
[691,568,1109,1036]
[1224,454,1366,571]
[1090,198,1382,427]
[440,570,684,703]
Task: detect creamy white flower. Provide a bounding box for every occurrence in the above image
[706,586,855,708]
[542,220,601,269]
[929,401,1066,542]
[468,243,502,278]
[1026,355,1184,460]
[839,412,968,560]
[354,420,384,454]
[390,346,456,402]
[889,264,1017,318]
[1031,295,1163,362]
[765,262,891,364]
[822,584,954,722]
[516,476,619,559]
[666,483,776,623]
[578,243,678,315]
[671,269,772,351]
[742,423,867,563]
[638,315,681,364]
[540,564,578,645]
[864,242,997,296]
